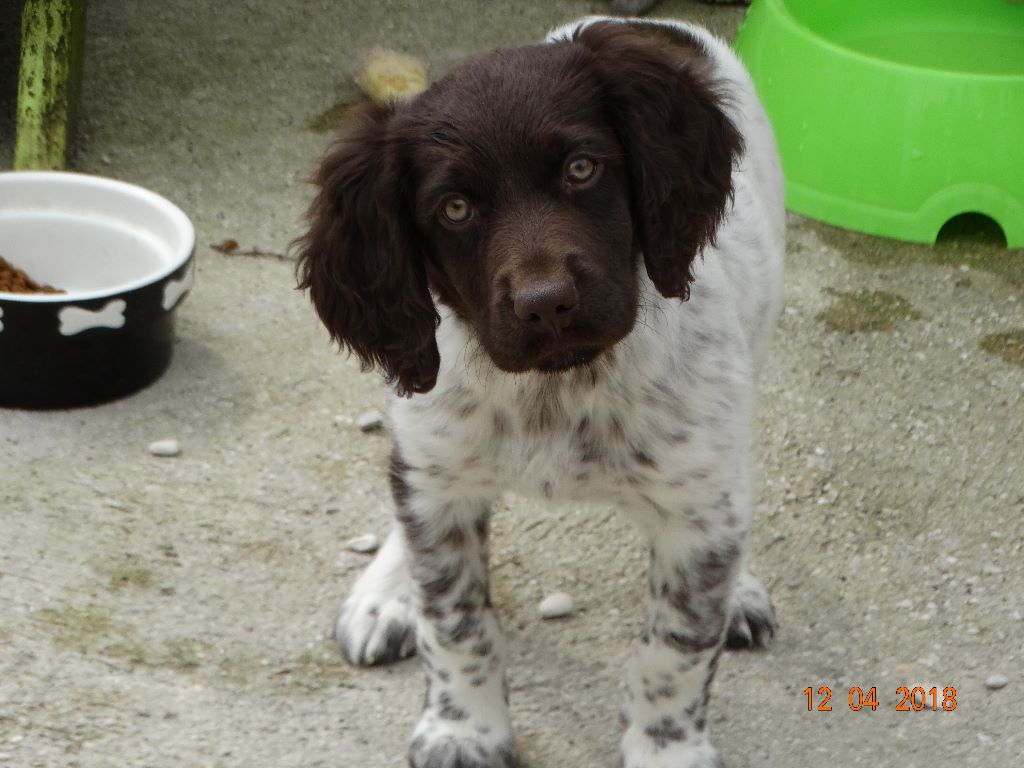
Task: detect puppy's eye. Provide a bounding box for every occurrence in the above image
[566,157,597,183]
[442,196,472,224]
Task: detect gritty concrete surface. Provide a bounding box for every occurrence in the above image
[2,2,1022,767]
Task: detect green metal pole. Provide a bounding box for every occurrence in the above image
[14,0,87,170]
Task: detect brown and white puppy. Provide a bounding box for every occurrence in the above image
[298,16,784,768]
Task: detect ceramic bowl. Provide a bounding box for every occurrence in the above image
[0,171,195,408]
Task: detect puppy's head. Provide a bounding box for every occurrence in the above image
[297,21,742,395]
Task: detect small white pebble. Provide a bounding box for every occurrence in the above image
[356,410,384,432]
[148,439,181,457]
[538,592,574,619]
[984,674,1009,691]
[345,534,381,554]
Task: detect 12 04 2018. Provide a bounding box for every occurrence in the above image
[803,685,958,712]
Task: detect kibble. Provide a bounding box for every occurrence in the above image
[0,256,64,294]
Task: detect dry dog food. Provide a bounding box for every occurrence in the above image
[0,256,64,294]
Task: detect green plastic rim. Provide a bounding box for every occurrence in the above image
[734,0,1024,247]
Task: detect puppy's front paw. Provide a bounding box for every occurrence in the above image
[725,568,776,649]
[622,722,721,768]
[334,553,418,668]
[335,590,416,666]
[409,714,516,768]
[335,528,418,666]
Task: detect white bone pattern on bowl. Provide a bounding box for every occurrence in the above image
[58,299,128,336]
[162,262,195,311]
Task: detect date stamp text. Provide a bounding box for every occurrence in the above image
[803,686,958,712]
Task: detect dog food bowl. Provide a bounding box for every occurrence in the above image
[0,172,195,409]
[734,0,1024,247]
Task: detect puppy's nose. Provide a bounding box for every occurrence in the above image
[513,278,578,336]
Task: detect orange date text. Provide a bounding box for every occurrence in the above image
[803,686,957,712]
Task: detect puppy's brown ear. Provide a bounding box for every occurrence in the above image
[296,103,440,395]
[574,21,743,299]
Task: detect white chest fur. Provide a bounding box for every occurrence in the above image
[390,275,756,514]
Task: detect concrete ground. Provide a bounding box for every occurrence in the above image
[2,1,1022,766]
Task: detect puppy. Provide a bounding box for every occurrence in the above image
[297,16,785,768]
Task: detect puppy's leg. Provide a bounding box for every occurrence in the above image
[621,525,741,768]
[335,526,417,666]
[394,470,513,768]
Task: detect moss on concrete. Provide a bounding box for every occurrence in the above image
[238,539,292,564]
[37,604,115,652]
[91,554,157,592]
[159,638,208,672]
[217,653,264,684]
[818,288,923,333]
[37,601,210,675]
[980,330,1024,368]
[307,457,356,485]
[815,220,1024,289]
[105,636,211,673]
[106,564,157,592]
[214,639,353,689]
[306,99,366,133]
[103,638,151,667]
[287,640,352,689]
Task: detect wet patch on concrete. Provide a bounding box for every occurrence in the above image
[818,288,924,333]
[980,330,1024,368]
